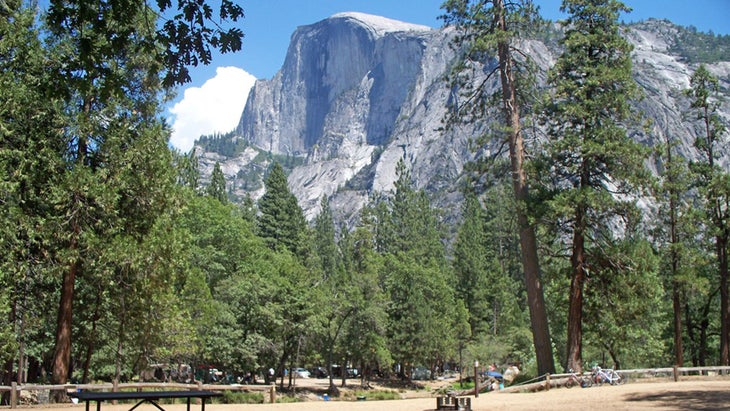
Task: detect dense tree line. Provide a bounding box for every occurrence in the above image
[670,25,730,64]
[1,0,729,401]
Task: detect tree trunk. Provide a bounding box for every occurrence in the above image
[698,292,715,366]
[667,141,684,366]
[81,293,102,383]
[717,232,729,365]
[672,280,684,365]
[51,258,76,401]
[685,301,697,366]
[566,208,586,372]
[494,0,555,375]
[51,98,89,399]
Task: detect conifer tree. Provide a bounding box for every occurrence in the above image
[685,64,730,364]
[373,160,456,378]
[206,162,228,204]
[453,192,492,335]
[175,150,200,191]
[540,0,647,372]
[442,0,555,375]
[257,162,308,256]
[35,0,245,388]
[0,0,66,386]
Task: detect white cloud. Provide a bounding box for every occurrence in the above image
[169,66,256,152]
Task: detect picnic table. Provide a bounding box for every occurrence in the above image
[68,390,222,411]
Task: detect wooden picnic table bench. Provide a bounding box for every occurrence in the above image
[436,394,472,410]
[68,390,222,411]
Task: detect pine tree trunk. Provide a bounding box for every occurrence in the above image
[495,0,555,375]
[51,259,76,400]
[52,98,88,399]
[566,208,586,372]
[718,232,729,365]
[668,141,684,366]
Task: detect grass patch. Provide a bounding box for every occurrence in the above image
[220,391,264,404]
[350,390,400,401]
[435,381,474,395]
[452,381,475,390]
[276,395,301,403]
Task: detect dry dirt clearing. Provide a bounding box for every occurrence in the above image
[8,379,730,411]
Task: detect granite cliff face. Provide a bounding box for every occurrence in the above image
[197,14,730,224]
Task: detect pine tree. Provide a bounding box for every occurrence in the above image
[175,150,200,191]
[441,0,555,375]
[206,162,228,204]
[685,64,730,365]
[38,0,239,387]
[541,0,647,372]
[453,192,492,335]
[372,160,457,379]
[257,162,308,256]
[0,0,66,386]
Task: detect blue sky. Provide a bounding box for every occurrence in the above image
[205,0,730,81]
[168,0,730,151]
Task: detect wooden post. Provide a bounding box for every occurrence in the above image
[474,361,479,398]
[197,381,203,404]
[10,381,17,409]
[269,385,276,404]
[673,365,679,382]
[545,373,550,391]
[112,379,119,405]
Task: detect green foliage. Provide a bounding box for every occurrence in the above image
[0,0,64,370]
[540,0,650,372]
[206,162,228,203]
[5,0,730,388]
[336,226,391,381]
[362,160,458,377]
[198,133,250,158]
[582,238,668,368]
[220,391,263,404]
[684,64,730,364]
[174,150,200,191]
[257,162,308,256]
[669,25,730,64]
[46,0,244,87]
[348,390,400,401]
[454,186,526,342]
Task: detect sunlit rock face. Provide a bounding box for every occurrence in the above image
[198,14,729,225]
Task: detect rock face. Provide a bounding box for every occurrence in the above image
[199,14,730,224]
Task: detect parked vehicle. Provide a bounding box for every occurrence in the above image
[411,366,431,380]
[310,366,328,378]
[292,367,310,378]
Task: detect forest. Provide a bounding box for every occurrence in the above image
[1,0,729,397]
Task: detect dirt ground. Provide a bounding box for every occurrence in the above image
[8,377,730,411]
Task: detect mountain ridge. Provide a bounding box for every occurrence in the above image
[195,13,730,225]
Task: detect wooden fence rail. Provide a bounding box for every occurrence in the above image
[0,381,277,408]
[501,365,730,393]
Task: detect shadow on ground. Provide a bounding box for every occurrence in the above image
[626,389,730,410]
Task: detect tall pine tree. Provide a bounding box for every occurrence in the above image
[257,162,308,256]
[441,0,555,374]
[685,65,730,365]
[541,0,647,372]
[206,162,228,204]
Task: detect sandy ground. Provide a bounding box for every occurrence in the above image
[7,378,730,411]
